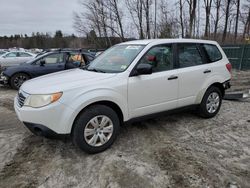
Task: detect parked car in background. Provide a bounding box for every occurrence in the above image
[14,39,231,153]
[0,50,95,89]
[0,51,36,69]
[0,51,7,56]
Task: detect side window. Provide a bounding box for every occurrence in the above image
[202,44,222,62]
[138,45,173,72]
[41,53,64,64]
[67,53,85,66]
[178,43,203,68]
[19,52,32,57]
[5,52,18,58]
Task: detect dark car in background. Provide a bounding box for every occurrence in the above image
[0,50,95,89]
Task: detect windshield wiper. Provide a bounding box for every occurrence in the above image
[87,68,106,73]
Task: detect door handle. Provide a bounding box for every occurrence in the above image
[203,69,211,74]
[168,75,178,80]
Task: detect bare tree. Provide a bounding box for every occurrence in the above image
[222,0,232,43]
[105,0,125,41]
[126,0,145,39]
[186,0,197,37]
[153,0,157,38]
[213,0,222,40]
[142,0,151,39]
[242,0,250,39]
[204,0,213,38]
[73,0,248,45]
[234,0,240,43]
[179,0,185,37]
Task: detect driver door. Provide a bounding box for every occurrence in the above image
[128,44,178,119]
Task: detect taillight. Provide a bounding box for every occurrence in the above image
[226,63,232,73]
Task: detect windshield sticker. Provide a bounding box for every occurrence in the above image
[126,46,141,50]
[121,65,127,70]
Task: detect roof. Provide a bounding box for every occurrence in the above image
[119,38,218,46]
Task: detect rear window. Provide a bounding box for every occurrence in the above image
[203,44,222,62]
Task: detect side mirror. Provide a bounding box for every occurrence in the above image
[133,63,153,76]
[40,60,46,66]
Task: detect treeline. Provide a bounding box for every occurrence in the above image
[0,30,129,49]
[74,0,250,47]
[0,31,84,49]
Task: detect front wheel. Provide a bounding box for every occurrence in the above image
[72,105,120,153]
[198,86,222,118]
[10,73,30,90]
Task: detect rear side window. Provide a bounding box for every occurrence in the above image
[39,53,64,64]
[5,52,18,58]
[19,52,32,57]
[177,43,203,68]
[202,44,222,62]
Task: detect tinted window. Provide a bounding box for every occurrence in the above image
[19,52,32,57]
[138,45,173,72]
[40,53,64,64]
[178,43,203,68]
[203,44,222,62]
[5,52,18,58]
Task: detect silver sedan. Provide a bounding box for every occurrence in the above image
[0,51,36,68]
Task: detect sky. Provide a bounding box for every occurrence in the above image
[0,0,81,36]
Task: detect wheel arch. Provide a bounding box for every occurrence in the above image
[196,81,225,104]
[70,100,124,135]
[9,71,32,87]
[208,82,225,97]
[10,71,32,79]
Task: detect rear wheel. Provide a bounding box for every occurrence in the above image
[10,73,30,90]
[72,105,120,153]
[198,86,222,118]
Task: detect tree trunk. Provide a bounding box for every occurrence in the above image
[179,0,184,38]
[234,0,240,43]
[188,0,197,38]
[204,0,212,38]
[213,0,221,40]
[222,0,232,43]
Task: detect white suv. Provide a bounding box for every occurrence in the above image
[14,39,231,153]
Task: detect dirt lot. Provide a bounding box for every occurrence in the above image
[0,73,250,188]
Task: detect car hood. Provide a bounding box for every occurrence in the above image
[21,69,117,94]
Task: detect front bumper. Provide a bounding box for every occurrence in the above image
[14,96,75,135]
[0,73,9,85]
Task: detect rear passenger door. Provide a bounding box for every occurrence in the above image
[177,43,211,107]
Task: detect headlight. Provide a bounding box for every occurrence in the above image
[24,92,62,108]
[1,75,8,81]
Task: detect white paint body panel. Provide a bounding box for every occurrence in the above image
[15,39,231,134]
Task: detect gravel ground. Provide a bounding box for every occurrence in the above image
[0,83,250,188]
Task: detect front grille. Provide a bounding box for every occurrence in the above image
[17,91,26,107]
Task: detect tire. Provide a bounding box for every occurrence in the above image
[72,105,120,154]
[198,86,222,118]
[10,73,30,90]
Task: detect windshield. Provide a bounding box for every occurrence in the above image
[87,44,145,73]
